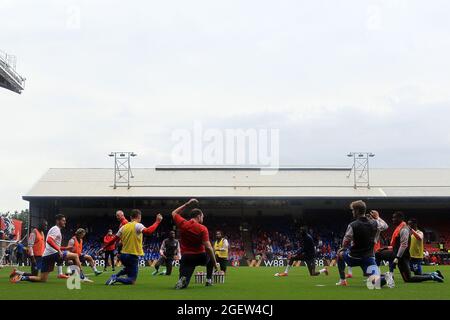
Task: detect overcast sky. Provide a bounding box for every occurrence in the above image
[1,0,450,211]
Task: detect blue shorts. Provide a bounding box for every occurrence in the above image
[119,254,139,280]
[31,256,43,274]
[410,258,423,275]
[41,252,65,273]
[343,251,379,277]
[79,254,87,264]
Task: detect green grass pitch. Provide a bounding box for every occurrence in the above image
[0,266,449,300]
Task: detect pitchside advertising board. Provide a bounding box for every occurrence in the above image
[90,258,331,268]
[0,216,22,240]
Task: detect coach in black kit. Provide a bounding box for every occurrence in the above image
[152,231,181,276]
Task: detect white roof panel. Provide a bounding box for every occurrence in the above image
[23,167,450,199]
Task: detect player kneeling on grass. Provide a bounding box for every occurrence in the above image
[152,231,181,276]
[275,227,328,277]
[171,199,220,289]
[101,210,162,285]
[214,230,229,274]
[10,219,48,280]
[376,212,444,284]
[336,201,388,288]
[10,214,87,283]
[65,228,102,280]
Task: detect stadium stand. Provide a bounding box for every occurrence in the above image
[5,209,450,267]
[63,213,450,265]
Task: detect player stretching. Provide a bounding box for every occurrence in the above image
[102,210,162,285]
[152,231,181,276]
[408,218,424,275]
[10,220,48,279]
[10,214,85,283]
[389,212,443,283]
[275,227,328,277]
[345,210,387,279]
[367,210,389,280]
[172,199,220,289]
[336,201,387,287]
[66,228,102,279]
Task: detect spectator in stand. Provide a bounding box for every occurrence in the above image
[424,250,430,264]
[430,255,438,265]
[266,241,274,260]
[436,255,442,265]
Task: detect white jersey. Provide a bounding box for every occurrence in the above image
[116,223,146,237]
[374,217,389,244]
[43,225,62,257]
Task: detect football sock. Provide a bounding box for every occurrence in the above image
[115,269,126,277]
[116,277,134,284]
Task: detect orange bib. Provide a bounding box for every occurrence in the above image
[32,228,45,257]
[71,236,83,255]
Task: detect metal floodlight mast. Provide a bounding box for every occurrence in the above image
[0,50,26,94]
[108,152,137,189]
[347,152,375,189]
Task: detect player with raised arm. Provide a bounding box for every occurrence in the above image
[345,210,387,279]
[102,210,162,285]
[335,201,387,287]
[367,210,389,252]
[172,199,220,289]
[275,227,328,277]
[389,212,443,283]
[152,231,181,276]
[365,209,394,286]
[10,214,85,283]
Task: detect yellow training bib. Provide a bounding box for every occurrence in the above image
[410,231,424,259]
[214,238,228,258]
[121,221,144,256]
